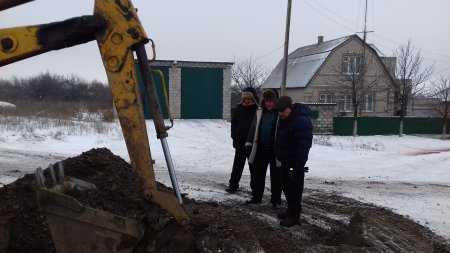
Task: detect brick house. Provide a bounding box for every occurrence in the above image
[262,35,398,132]
[411,95,441,117]
[263,35,398,115]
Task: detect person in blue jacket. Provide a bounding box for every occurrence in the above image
[274,96,313,227]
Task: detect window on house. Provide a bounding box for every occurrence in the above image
[319,93,334,103]
[361,93,375,112]
[342,54,363,76]
[337,95,353,112]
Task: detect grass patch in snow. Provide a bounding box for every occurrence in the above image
[314,135,386,152]
[0,116,120,141]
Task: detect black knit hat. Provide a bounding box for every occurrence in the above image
[240,87,259,104]
[243,87,258,99]
[275,96,293,111]
[262,89,278,102]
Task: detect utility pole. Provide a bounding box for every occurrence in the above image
[363,0,368,42]
[352,0,372,137]
[357,0,373,43]
[280,0,292,96]
[362,0,368,63]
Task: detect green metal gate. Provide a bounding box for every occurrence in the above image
[181,67,223,119]
[334,117,449,135]
[136,65,169,119]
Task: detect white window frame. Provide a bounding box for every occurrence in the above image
[319,93,334,104]
[361,93,375,112]
[344,95,352,112]
[342,54,362,76]
[337,95,353,112]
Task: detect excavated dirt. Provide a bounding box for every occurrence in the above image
[0,148,449,253]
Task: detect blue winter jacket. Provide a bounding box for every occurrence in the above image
[275,103,313,168]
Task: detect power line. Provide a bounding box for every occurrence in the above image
[372,37,450,66]
[257,0,450,72]
[255,44,284,61]
[304,0,450,62]
[436,67,450,75]
[303,0,355,33]
[310,0,356,26]
[370,30,450,61]
[357,0,362,32]
[426,58,450,66]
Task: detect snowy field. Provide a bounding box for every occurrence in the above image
[0,101,16,109]
[0,117,449,241]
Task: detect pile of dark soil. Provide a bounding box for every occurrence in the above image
[0,148,192,253]
[1,148,449,253]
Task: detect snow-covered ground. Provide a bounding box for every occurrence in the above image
[309,135,450,183]
[0,101,16,109]
[1,117,450,240]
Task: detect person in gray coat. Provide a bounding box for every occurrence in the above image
[245,89,282,207]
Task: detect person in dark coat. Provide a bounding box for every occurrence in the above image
[245,89,282,207]
[274,96,313,227]
[226,87,259,193]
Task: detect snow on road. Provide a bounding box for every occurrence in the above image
[0,101,16,109]
[1,118,450,184]
[309,135,450,183]
[1,117,450,240]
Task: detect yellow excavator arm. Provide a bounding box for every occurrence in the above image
[0,0,189,223]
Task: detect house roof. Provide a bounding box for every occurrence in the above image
[263,36,352,89]
[148,60,234,69]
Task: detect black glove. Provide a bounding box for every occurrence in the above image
[294,166,308,174]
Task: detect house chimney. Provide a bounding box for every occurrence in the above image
[318,35,324,44]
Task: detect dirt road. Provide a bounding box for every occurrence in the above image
[186,190,450,252]
[1,148,449,252]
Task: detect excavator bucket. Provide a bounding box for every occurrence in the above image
[34,166,145,253]
[37,189,144,253]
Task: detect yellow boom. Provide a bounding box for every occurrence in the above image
[0,0,189,224]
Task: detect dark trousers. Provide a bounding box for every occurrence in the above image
[249,148,282,203]
[228,146,247,190]
[281,164,305,218]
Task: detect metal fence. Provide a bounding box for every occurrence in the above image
[333,117,449,135]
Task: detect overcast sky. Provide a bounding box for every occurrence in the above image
[1,0,449,82]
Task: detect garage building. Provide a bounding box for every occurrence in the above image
[137,60,233,120]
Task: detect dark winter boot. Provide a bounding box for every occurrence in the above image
[245,198,261,204]
[280,215,300,227]
[271,202,281,210]
[277,210,288,220]
[225,186,238,194]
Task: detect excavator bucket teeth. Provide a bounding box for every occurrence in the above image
[37,188,144,253]
[33,165,144,253]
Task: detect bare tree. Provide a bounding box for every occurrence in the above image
[395,41,433,136]
[331,41,382,136]
[231,57,268,91]
[429,76,450,139]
